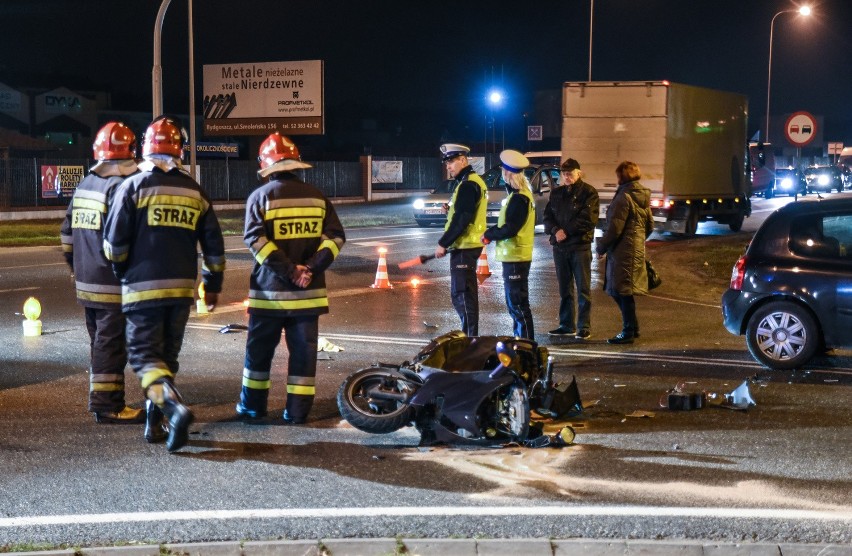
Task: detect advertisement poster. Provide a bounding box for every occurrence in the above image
[371,161,403,183]
[41,165,84,199]
[202,60,323,136]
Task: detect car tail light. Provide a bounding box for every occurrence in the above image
[730,256,747,290]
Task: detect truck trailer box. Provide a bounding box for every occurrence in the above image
[562,81,750,235]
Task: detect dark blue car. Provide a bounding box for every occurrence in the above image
[722,197,852,369]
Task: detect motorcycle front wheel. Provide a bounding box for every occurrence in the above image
[337,367,418,434]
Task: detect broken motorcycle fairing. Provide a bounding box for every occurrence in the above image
[336,331,576,447]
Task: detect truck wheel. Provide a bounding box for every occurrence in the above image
[764,187,774,200]
[728,208,745,232]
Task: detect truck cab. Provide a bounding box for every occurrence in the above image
[748,142,776,198]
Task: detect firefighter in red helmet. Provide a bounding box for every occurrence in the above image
[235,132,345,424]
[60,122,144,424]
[103,116,226,452]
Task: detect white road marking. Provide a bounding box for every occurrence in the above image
[181,328,852,375]
[349,230,441,242]
[0,262,65,270]
[1,505,850,528]
[0,286,39,294]
[349,240,404,247]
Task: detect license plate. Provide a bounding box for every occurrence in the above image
[424,208,445,215]
[487,210,500,217]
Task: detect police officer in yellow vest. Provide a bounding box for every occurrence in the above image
[482,150,535,339]
[435,143,487,336]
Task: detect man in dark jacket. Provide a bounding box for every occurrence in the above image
[103,116,225,452]
[435,143,487,336]
[60,122,143,424]
[543,158,599,339]
[236,133,345,425]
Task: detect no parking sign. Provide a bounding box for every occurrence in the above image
[784,111,817,147]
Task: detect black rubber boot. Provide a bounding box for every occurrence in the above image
[143,399,168,444]
[147,381,194,452]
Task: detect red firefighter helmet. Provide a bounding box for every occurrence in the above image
[142,117,184,158]
[258,133,302,170]
[93,122,136,161]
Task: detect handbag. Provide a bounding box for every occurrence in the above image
[646,259,662,290]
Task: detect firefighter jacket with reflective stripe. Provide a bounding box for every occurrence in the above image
[245,172,345,317]
[102,166,225,311]
[491,189,534,263]
[60,170,138,308]
[442,167,487,250]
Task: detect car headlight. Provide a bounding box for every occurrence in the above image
[501,197,508,206]
[412,199,425,210]
[818,175,830,186]
[780,178,793,189]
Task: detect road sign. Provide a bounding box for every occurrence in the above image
[784,111,817,147]
[828,142,843,155]
[527,125,543,141]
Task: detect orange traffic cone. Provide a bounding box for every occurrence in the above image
[476,251,491,284]
[370,247,393,289]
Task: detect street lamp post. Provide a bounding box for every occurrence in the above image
[151,0,198,178]
[187,0,197,176]
[765,5,811,142]
[152,0,172,118]
[588,0,594,81]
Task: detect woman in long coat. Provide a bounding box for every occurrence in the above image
[595,161,653,344]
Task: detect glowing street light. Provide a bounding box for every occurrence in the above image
[487,89,505,154]
[765,5,812,141]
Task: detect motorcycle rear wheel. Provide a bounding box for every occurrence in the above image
[337,367,418,434]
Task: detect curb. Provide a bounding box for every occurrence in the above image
[8,538,852,555]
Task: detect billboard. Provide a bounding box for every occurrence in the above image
[202,60,323,136]
[41,165,84,199]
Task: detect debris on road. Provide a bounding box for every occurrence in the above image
[218,323,248,334]
[318,337,344,352]
[721,379,757,410]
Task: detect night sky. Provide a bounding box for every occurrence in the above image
[2,0,851,154]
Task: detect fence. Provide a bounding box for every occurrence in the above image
[0,154,503,210]
[0,157,380,209]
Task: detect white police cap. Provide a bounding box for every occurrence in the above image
[499,149,530,172]
[440,143,470,161]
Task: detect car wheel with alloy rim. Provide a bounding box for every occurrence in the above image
[745,301,819,370]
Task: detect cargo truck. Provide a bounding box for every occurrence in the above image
[562,81,751,235]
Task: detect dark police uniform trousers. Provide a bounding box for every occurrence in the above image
[450,247,482,337]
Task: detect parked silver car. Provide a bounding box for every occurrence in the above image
[412,163,559,228]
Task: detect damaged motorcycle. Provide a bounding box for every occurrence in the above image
[336,331,579,447]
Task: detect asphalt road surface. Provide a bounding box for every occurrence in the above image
[0,196,850,548]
